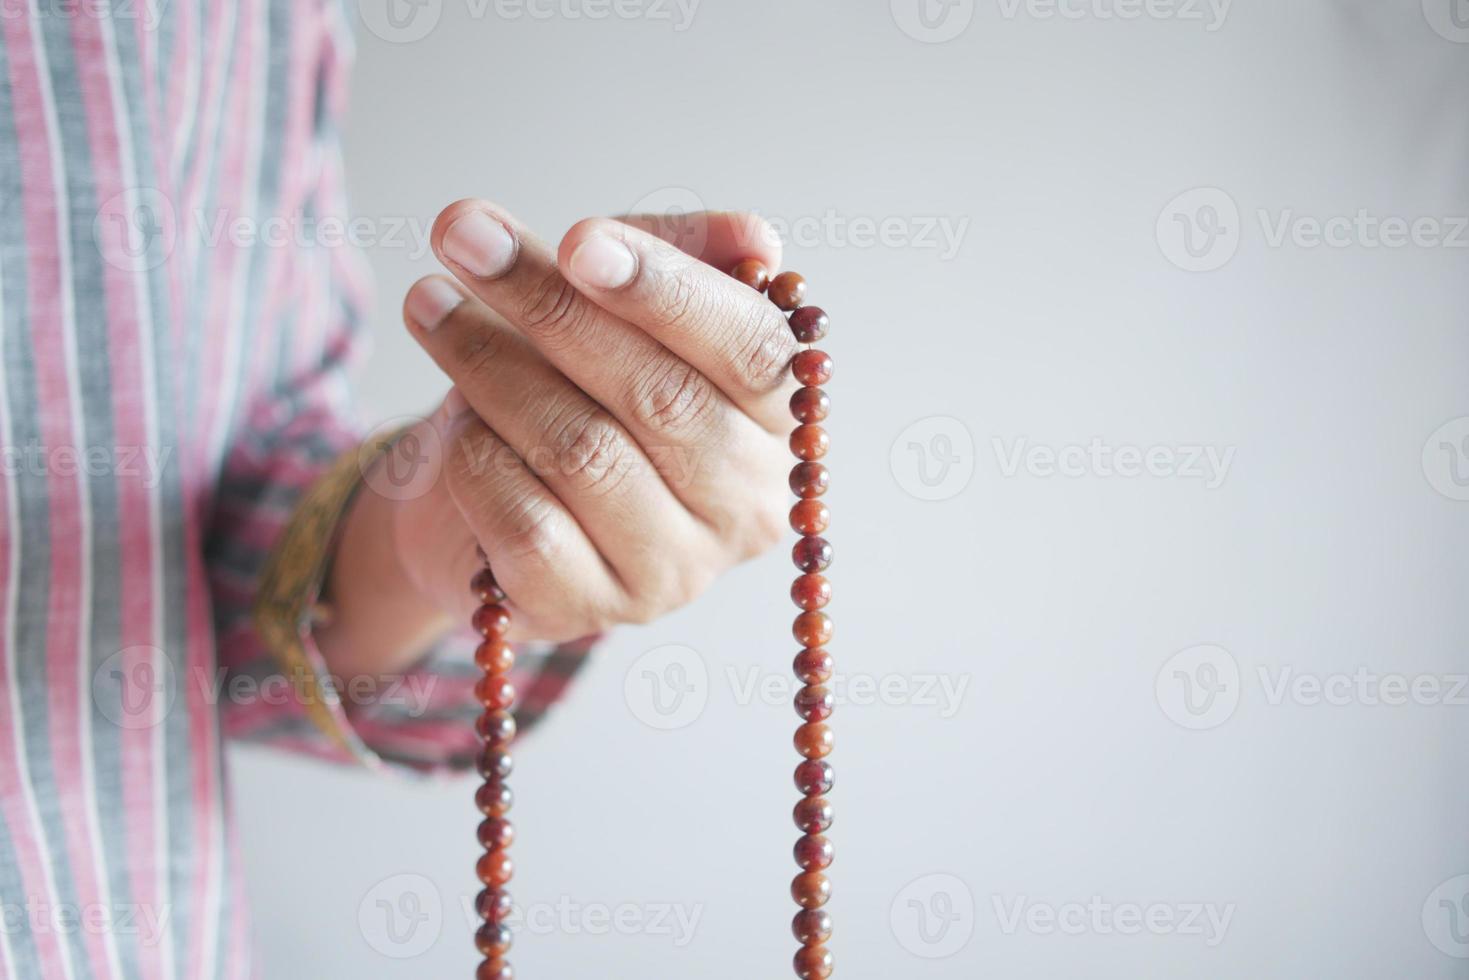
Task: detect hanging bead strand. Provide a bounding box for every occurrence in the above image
[734,261,836,980]
[471,554,517,980]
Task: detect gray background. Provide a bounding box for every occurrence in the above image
[230,0,1469,976]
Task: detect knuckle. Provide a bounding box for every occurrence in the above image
[495,491,563,566]
[650,264,708,333]
[454,322,510,379]
[729,303,796,394]
[548,408,634,497]
[632,359,718,438]
[518,271,588,348]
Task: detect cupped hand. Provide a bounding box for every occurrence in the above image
[392,201,799,643]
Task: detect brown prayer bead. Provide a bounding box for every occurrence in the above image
[792,909,833,945]
[475,924,513,957]
[473,604,512,636]
[768,271,807,310]
[793,945,833,979]
[794,834,833,871]
[475,640,515,674]
[477,888,514,924]
[790,424,829,461]
[791,574,831,610]
[794,759,834,795]
[791,871,830,909]
[792,536,832,572]
[792,350,833,386]
[795,685,834,723]
[794,722,833,759]
[731,259,769,292]
[793,611,833,647]
[789,500,829,536]
[789,462,830,499]
[475,675,516,710]
[477,960,512,980]
[476,781,512,816]
[471,568,508,603]
[788,306,829,343]
[478,818,515,849]
[793,648,834,684]
[477,849,513,886]
[477,748,514,781]
[793,796,834,833]
[789,386,829,423]
[476,711,517,745]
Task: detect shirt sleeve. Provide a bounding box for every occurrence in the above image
[202,0,591,774]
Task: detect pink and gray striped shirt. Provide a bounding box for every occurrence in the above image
[0,0,587,976]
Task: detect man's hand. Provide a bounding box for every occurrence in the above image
[319,201,797,676]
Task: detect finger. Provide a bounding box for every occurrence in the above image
[613,210,783,273]
[557,216,801,431]
[427,200,787,548]
[404,276,715,605]
[436,405,621,642]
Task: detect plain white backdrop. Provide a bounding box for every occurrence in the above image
[230,1,1469,976]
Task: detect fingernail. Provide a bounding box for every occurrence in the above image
[406,277,464,331]
[442,211,516,279]
[568,234,637,290]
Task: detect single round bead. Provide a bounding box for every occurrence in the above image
[788,306,829,343]
[768,271,807,311]
[792,349,833,386]
[476,849,514,886]
[793,944,833,979]
[789,462,830,499]
[795,684,835,723]
[478,817,515,849]
[792,536,832,573]
[791,871,830,909]
[795,759,834,795]
[476,888,514,924]
[471,568,508,604]
[476,959,513,980]
[790,574,831,611]
[475,675,517,710]
[475,640,515,674]
[476,781,513,816]
[789,386,829,423]
[476,747,514,781]
[793,796,834,834]
[793,648,834,684]
[789,425,829,462]
[473,604,512,637]
[794,722,833,759]
[792,908,833,945]
[794,833,834,870]
[475,923,513,957]
[789,500,830,536]
[730,259,769,292]
[793,611,833,647]
[475,710,517,745]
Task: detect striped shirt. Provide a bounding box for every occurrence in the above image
[0,0,587,976]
